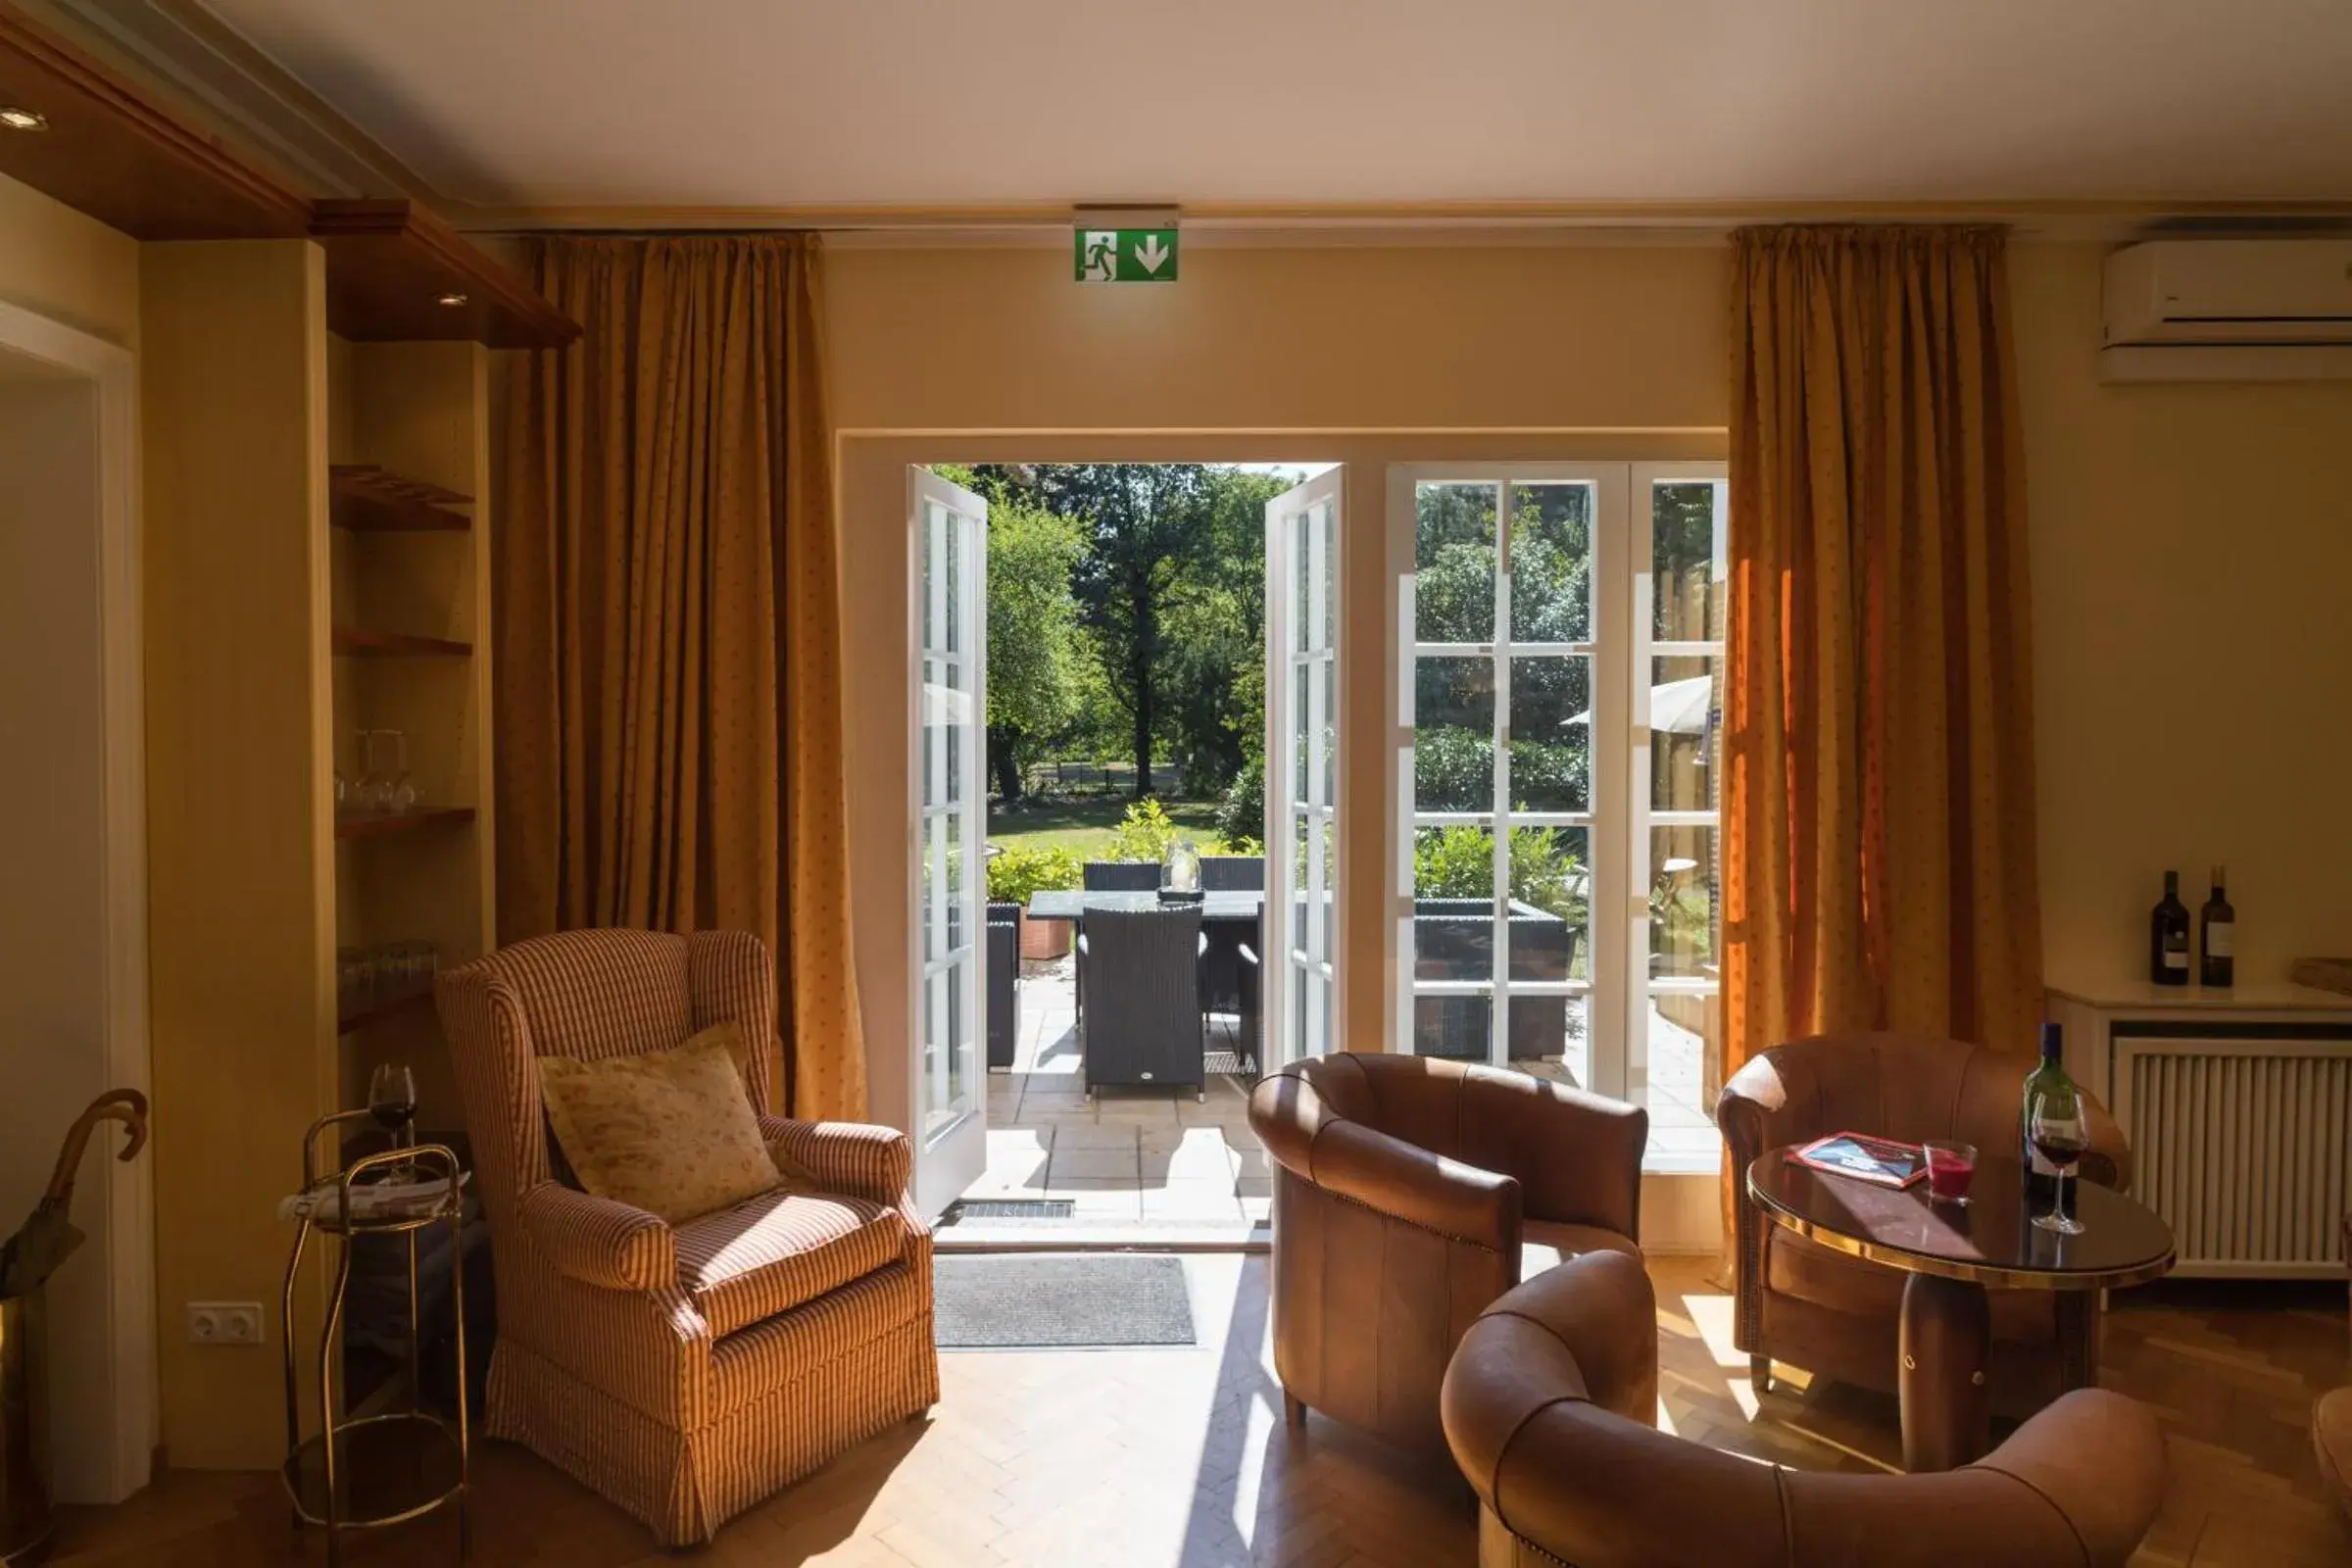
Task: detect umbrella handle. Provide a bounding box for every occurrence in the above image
[38,1089,150,1210]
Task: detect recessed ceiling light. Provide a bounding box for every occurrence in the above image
[0,107,48,132]
[436,291,468,309]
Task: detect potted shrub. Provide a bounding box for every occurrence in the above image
[988,845,1082,959]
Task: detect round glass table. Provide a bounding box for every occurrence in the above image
[1746,1149,2174,1471]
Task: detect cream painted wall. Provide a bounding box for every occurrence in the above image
[0,172,139,347]
[2013,245,2352,994]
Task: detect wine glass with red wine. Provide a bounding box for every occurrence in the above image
[2027,1085,2088,1236]
[368,1061,418,1181]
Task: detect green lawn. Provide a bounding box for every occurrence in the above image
[987,795,1225,858]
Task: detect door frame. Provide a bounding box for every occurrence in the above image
[1262,466,1345,1068]
[905,466,989,1219]
[0,297,153,1502]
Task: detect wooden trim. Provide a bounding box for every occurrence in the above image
[312,199,579,348]
[0,1,311,239]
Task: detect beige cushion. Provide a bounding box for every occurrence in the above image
[539,1023,780,1224]
[674,1188,908,1336]
[2317,1388,2352,1523]
[1520,1219,1640,1281]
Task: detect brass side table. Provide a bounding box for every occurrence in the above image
[280,1110,469,1564]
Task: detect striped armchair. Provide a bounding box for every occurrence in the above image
[435,929,938,1545]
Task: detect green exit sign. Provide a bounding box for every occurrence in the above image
[1074,227,1179,284]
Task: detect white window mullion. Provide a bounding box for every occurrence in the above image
[1490,480,1513,1069]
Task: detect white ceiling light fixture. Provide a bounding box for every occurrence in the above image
[0,106,49,132]
[436,291,468,308]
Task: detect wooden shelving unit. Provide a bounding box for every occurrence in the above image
[329,465,473,533]
[333,808,476,842]
[332,627,472,658]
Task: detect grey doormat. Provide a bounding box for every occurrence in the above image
[934,1254,1197,1348]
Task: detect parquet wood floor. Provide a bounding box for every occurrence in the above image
[51,1255,2352,1566]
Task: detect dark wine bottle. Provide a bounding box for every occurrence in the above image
[2149,870,2190,987]
[2199,864,2235,988]
[2020,1021,2073,1204]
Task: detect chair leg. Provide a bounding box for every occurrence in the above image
[1284,1392,1308,1429]
[1750,1354,1773,1399]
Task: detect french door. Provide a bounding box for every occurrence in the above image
[1392,464,1727,1166]
[1264,469,1342,1065]
[909,469,988,1218]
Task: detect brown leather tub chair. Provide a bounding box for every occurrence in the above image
[1719,1031,2131,1417]
[1442,1251,2167,1568]
[1248,1052,1646,1455]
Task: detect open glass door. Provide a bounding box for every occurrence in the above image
[910,468,988,1218]
[1264,469,1342,1065]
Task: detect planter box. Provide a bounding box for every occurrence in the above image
[1019,916,1073,961]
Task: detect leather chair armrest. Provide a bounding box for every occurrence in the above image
[1497,1077,1648,1238]
[2079,1090,2132,1191]
[760,1115,912,1205]
[1970,1388,2167,1562]
[1302,1118,1523,1250]
[519,1182,675,1292]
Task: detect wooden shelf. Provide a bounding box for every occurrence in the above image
[336,987,432,1036]
[332,626,471,659]
[330,466,473,533]
[334,808,475,842]
[312,200,581,349]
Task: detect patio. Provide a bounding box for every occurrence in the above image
[951,955,1271,1237]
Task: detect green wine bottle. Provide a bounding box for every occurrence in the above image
[2020,1021,2075,1205]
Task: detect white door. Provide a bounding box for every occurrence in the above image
[1264,469,1342,1065]
[910,468,988,1218]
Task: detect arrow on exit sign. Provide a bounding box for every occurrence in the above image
[1074,227,1180,283]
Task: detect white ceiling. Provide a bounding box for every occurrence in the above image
[188,0,2352,212]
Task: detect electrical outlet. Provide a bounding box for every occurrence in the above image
[186,1301,265,1347]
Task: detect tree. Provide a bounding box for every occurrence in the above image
[981,496,1087,803]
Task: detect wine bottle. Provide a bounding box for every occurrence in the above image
[2200,865,2235,988]
[2020,1021,2074,1204]
[2149,870,2190,987]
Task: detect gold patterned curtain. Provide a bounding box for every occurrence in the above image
[496,234,866,1120]
[1722,225,2043,1092]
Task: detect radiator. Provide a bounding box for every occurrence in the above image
[2113,1036,2352,1278]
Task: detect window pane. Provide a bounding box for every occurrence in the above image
[1649,656,1719,812]
[1414,657,1494,812]
[1509,657,1590,813]
[1649,825,1719,979]
[1415,482,1497,643]
[1412,994,1491,1061]
[1504,993,1590,1094]
[945,508,963,655]
[1320,499,1338,651]
[1292,511,1312,655]
[1506,826,1588,982]
[945,809,965,954]
[1292,810,1311,954]
[1653,481,1725,642]
[1509,482,1593,644]
[1412,826,1494,982]
[1292,657,1308,801]
[1321,658,1336,808]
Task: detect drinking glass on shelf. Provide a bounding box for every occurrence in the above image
[384,729,418,814]
[354,729,395,814]
[367,1060,419,1179]
[2027,1085,2089,1236]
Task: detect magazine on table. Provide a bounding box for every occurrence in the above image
[1786,1132,1926,1189]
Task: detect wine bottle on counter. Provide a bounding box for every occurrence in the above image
[2020,1021,2074,1205]
[2200,865,2235,988]
[2149,870,2191,987]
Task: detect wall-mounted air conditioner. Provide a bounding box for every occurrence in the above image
[2101,239,2352,381]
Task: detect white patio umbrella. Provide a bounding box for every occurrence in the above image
[1559,675,1716,736]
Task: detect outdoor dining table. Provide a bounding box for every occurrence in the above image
[1024,889,1266,929]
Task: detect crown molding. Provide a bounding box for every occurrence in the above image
[33,0,431,198]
